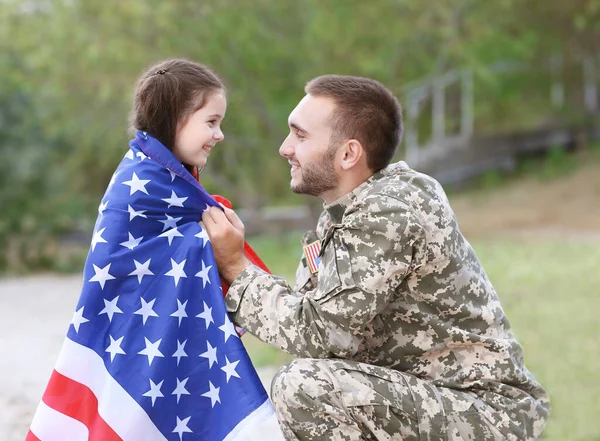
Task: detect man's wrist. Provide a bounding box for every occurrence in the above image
[222,257,251,285]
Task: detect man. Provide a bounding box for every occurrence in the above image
[201,75,549,440]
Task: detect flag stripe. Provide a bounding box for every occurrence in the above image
[54,337,168,441]
[304,241,321,274]
[41,370,123,441]
[222,400,280,441]
[25,431,41,441]
[29,400,89,441]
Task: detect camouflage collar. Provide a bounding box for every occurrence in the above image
[323,170,382,224]
[323,161,411,223]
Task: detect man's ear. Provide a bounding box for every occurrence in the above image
[339,139,365,171]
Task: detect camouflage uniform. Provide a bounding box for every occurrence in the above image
[225,162,550,440]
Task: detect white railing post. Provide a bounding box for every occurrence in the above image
[405,97,420,165]
[550,56,565,109]
[461,68,474,138]
[583,57,598,113]
[433,78,445,142]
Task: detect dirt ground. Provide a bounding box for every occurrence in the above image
[2,154,599,440]
[450,155,600,237]
[0,276,82,440]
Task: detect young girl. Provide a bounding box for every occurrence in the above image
[27,59,284,441]
[130,58,226,176]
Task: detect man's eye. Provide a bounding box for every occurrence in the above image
[295,131,305,139]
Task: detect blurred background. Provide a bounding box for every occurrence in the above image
[1,1,599,440]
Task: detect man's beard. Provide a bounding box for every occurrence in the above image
[291,144,340,197]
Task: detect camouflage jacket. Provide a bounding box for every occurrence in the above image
[225,161,548,409]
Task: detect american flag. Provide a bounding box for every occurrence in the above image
[26,132,283,441]
[302,241,321,275]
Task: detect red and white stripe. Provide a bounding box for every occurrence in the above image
[26,337,167,441]
[303,241,322,274]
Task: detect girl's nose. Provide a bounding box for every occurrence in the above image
[214,127,224,141]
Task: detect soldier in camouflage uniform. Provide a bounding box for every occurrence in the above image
[201,75,550,440]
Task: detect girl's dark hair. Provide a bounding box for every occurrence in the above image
[129,58,225,150]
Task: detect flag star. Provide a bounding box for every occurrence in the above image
[162,190,188,208]
[196,301,214,329]
[108,173,118,188]
[201,381,221,408]
[106,335,126,362]
[219,314,238,343]
[203,204,211,213]
[199,341,218,368]
[158,214,182,231]
[134,297,159,325]
[138,337,164,366]
[194,260,213,288]
[173,416,192,441]
[122,172,150,195]
[128,258,154,284]
[136,151,148,161]
[172,339,188,366]
[221,356,241,383]
[119,232,143,250]
[98,296,123,322]
[128,205,147,221]
[194,228,210,248]
[172,377,190,404]
[125,150,134,160]
[98,200,109,215]
[169,170,177,182]
[90,227,108,252]
[165,258,187,286]
[89,263,116,290]
[142,379,164,407]
[159,227,183,245]
[170,299,188,326]
[70,306,89,333]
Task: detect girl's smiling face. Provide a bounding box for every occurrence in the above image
[172,91,226,168]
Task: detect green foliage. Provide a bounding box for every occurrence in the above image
[537,146,579,180]
[590,140,600,157]
[479,169,504,189]
[0,0,598,270]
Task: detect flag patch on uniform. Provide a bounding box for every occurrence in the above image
[303,240,322,274]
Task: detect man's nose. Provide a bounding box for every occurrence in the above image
[279,135,294,158]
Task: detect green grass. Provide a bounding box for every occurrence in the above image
[245,232,600,441]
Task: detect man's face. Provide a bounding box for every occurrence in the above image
[279,94,341,198]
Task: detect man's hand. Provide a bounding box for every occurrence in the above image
[201,206,250,284]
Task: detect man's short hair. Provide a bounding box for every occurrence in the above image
[305,75,403,172]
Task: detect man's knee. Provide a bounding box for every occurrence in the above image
[270,358,336,412]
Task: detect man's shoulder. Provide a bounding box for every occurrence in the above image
[358,162,442,207]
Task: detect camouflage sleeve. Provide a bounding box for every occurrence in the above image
[225,194,423,358]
